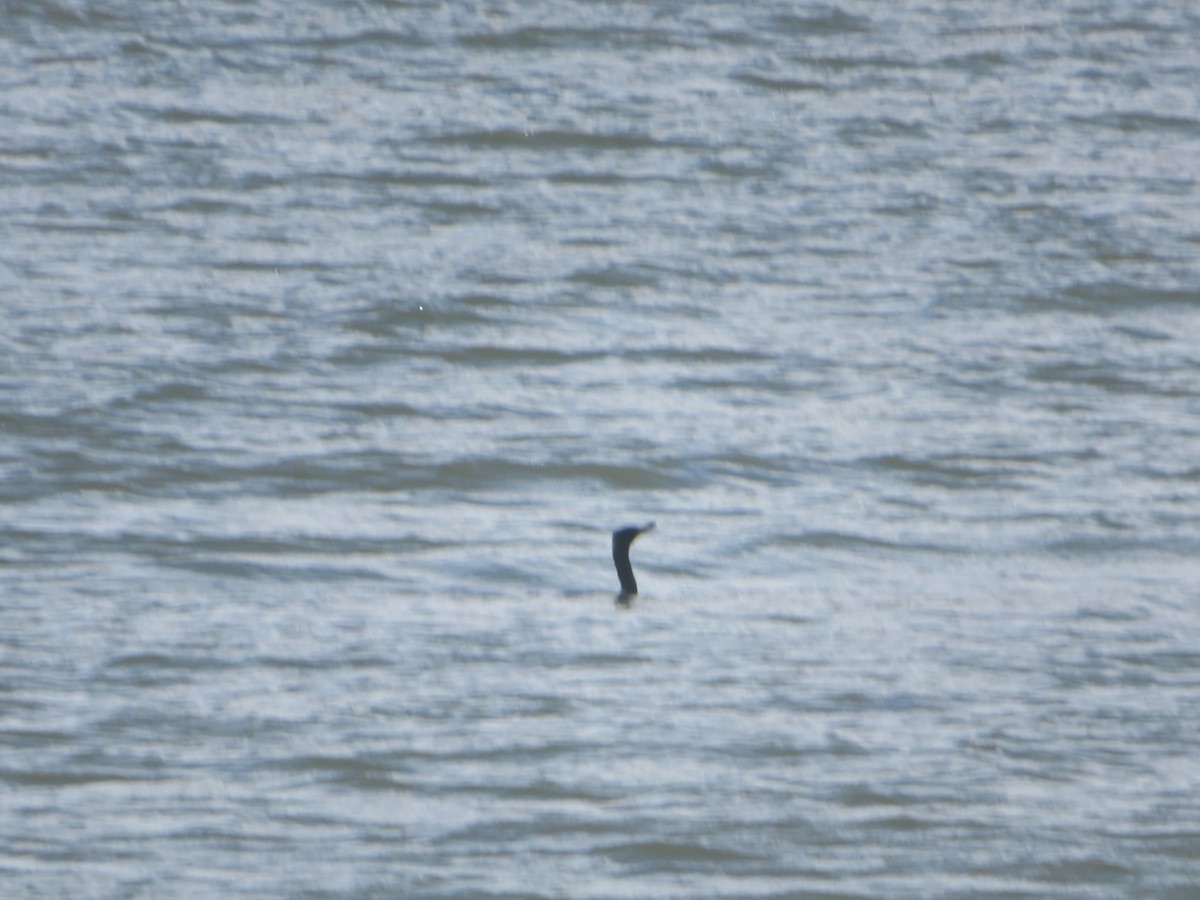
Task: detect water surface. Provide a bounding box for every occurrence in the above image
[3,1,1200,896]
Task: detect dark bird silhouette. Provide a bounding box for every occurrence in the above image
[612,521,655,597]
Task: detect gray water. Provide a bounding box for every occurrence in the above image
[3,1,1200,897]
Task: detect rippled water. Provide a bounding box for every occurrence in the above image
[3,1,1200,896]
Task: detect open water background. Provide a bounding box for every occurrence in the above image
[3,1,1200,897]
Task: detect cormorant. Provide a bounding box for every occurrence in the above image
[612,521,655,597]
